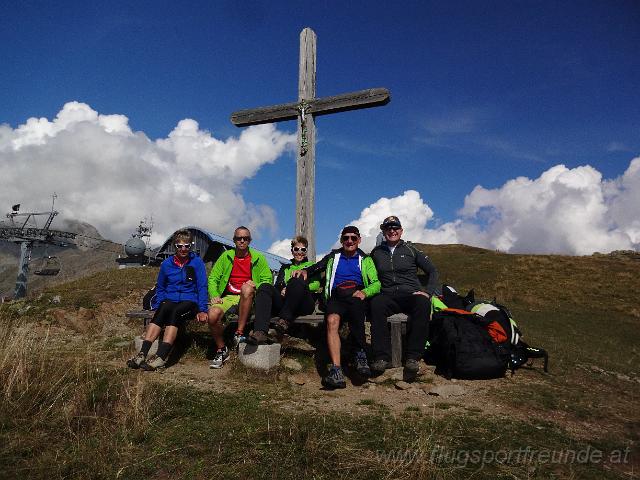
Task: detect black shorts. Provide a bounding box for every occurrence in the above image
[325,296,366,319]
[151,300,198,328]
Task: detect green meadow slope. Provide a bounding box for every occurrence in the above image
[0,245,637,479]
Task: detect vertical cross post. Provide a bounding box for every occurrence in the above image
[297,28,317,260]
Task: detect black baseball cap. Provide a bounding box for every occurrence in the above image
[380,216,402,229]
[341,225,360,236]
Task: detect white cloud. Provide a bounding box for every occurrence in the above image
[0,102,295,243]
[267,238,292,259]
[345,158,640,255]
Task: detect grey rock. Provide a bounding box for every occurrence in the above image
[281,358,303,371]
[51,295,61,304]
[282,336,316,353]
[395,381,413,390]
[238,342,281,370]
[428,384,467,397]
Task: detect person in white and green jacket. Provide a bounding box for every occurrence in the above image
[249,236,321,345]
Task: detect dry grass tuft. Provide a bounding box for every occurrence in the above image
[0,314,152,479]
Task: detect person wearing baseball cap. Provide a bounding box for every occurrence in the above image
[293,225,380,389]
[369,216,440,380]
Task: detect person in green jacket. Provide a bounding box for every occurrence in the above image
[294,226,380,389]
[203,226,273,369]
[248,235,321,345]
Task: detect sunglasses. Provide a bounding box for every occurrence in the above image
[292,246,307,253]
[175,243,191,249]
[233,236,251,242]
[341,235,359,242]
[384,226,401,232]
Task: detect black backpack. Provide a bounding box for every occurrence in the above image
[429,285,549,379]
[142,285,157,311]
[429,309,508,380]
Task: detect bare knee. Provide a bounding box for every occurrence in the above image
[240,283,255,299]
[326,314,341,331]
[207,307,224,325]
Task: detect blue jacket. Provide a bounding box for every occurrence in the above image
[152,252,209,312]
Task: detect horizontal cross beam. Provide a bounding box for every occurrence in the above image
[230,87,390,127]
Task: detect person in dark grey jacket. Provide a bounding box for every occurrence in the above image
[369,216,440,380]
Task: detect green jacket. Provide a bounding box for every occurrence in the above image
[274,260,321,293]
[306,248,381,301]
[208,248,273,298]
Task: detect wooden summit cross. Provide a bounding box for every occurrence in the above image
[231,27,390,259]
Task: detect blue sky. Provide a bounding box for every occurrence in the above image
[1,1,639,255]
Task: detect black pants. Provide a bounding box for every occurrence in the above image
[325,295,367,352]
[370,293,430,361]
[151,300,198,328]
[253,278,316,332]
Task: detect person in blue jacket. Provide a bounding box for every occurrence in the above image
[127,229,208,371]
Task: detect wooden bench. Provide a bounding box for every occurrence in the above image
[125,310,409,367]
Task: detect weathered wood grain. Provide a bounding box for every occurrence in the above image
[297,27,317,260]
[230,88,391,127]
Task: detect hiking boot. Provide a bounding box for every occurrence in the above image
[322,365,346,389]
[354,350,371,378]
[273,318,289,335]
[233,332,246,348]
[403,358,420,381]
[370,359,391,374]
[209,346,230,369]
[126,351,146,369]
[247,330,270,345]
[141,355,166,371]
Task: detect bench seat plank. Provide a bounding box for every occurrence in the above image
[125,310,409,367]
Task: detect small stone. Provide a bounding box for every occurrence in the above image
[428,384,467,397]
[282,358,303,371]
[369,374,389,384]
[395,381,412,390]
[288,374,306,385]
[363,382,377,390]
[282,336,316,353]
[51,295,61,304]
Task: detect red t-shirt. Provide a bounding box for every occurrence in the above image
[226,254,252,294]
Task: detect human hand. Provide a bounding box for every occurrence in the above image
[352,290,366,300]
[211,297,223,304]
[292,270,308,280]
[281,287,287,297]
[244,280,256,288]
[196,312,208,323]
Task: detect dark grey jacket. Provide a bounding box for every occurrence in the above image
[370,240,439,296]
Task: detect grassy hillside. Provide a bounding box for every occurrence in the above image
[0,245,638,479]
